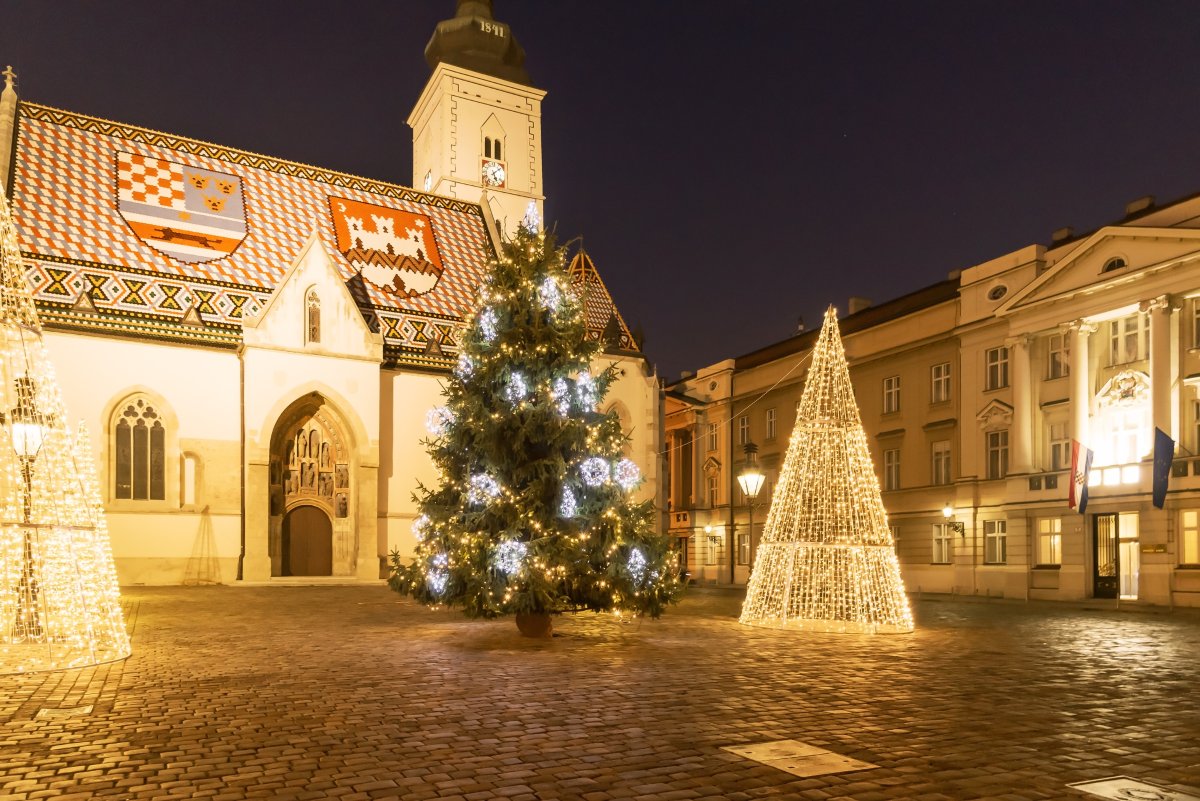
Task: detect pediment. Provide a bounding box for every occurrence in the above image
[999,226,1200,314]
[976,399,1013,432]
[702,456,721,475]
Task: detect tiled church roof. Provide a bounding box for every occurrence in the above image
[10,103,496,368]
[567,249,638,353]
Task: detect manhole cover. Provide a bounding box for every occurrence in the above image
[35,705,92,720]
[1068,776,1200,801]
[722,739,877,779]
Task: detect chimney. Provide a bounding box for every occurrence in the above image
[848,296,872,315]
[1051,226,1074,244]
[795,316,806,334]
[1124,195,1155,217]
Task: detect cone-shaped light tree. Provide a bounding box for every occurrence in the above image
[0,190,130,673]
[740,306,913,633]
[389,221,681,634]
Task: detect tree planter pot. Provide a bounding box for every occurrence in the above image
[515,612,553,638]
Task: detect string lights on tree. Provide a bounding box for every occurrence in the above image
[0,190,130,673]
[391,224,680,635]
[740,306,913,634]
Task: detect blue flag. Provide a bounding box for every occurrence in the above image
[1152,427,1174,509]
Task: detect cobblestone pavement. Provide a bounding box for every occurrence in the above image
[2,587,1199,801]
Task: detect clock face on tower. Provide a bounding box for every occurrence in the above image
[481,159,507,188]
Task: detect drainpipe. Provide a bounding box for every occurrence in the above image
[728,372,737,586]
[237,344,246,581]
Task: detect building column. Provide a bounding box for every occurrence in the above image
[1068,320,1096,447]
[1142,295,1176,444]
[1007,334,1033,473]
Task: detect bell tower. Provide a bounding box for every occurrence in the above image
[409,1,546,235]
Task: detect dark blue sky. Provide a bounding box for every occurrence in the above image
[3,1,1199,379]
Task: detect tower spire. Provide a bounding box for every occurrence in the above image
[425,1,529,84]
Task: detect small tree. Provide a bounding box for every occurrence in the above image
[389,224,681,633]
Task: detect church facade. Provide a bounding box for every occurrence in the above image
[0,3,660,585]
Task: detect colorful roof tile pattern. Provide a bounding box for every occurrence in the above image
[10,103,497,365]
[567,249,638,353]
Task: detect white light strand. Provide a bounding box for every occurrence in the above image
[613,458,640,491]
[523,201,541,234]
[538,276,561,312]
[466,473,502,506]
[739,307,913,634]
[494,539,527,576]
[427,553,449,595]
[477,307,499,343]
[425,407,454,437]
[504,371,528,405]
[412,514,430,542]
[551,378,571,416]
[575,373,598,411]
[454,353,474,380]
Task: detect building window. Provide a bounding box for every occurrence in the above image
[890,524,901,555]
[707,423,718,452]
[984,519,1008,564]
[305,289,320,344]
[986,430,1009,479]
[1050,422,1070,471]
[883,448,900,491]
[1036,518,1062,566]
[708,473,719,507]
[1193,299,1200,349]
[931,440,951,485]
[114,397,166,501]
[931,362,951,403]
[737,533,751,565]
[1109,314,1148,365]
[738,415,749,445]
[1195,400,1200,454]
[1047,333,1069,379]
[705,536,718,566]
[765,408,777,440]
[932,524,953,564]
[1182,510,1200,566]
[985,347,1009,390]
[883,375,901,414]
[484,137,492,158]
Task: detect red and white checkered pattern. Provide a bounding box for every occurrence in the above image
[116,152,185,209]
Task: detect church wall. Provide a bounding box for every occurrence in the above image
[378,368,445,562]
[599,355,661,507]
[43,330,243,584]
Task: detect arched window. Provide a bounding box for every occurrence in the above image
[1102,257,1127,273]
[494,140,502,160]
[484,137,492,158]
[114,397,165,500]
[306,289,320,344]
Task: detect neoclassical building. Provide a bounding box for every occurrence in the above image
[668,193,1200,607]
[0,1,659,584]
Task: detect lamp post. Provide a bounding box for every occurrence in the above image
[942,504,965,537]
[7,377,47,641]
[737,442,766,577]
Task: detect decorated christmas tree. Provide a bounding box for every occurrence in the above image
[389,220,681,635]
[0,190,130,673]
[740,307,913,634]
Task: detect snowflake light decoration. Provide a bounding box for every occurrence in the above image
[425,406,454,437]
[523,200,541,234]
[467,473,502,506]
[504,371,528,405]
[411,514,430,542]
[580,457,610,487]
[477,307,499,342]
[576,372,598,411]
[538,276,562,312]
[627,548,647,583]
[454,353,474,380]
[551,378,571,416]
[494,539,528,576]
[613,458,640,491]
[559,486,577,518]
[427,552,449,595]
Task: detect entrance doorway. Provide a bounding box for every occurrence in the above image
[1093,512,1139,600]
[282,506,332,576]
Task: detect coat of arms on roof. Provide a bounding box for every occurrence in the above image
[116,152,248,264]
[329,197,445,298]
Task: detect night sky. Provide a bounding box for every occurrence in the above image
[3,1,1200,380]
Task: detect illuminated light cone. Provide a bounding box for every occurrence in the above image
[740,306,913,633]
[0,189,130,673]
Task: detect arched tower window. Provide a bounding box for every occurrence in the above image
[114,397,166,500]
[494,140,502,160]
[484,137,492,159]
[306,289,320,344]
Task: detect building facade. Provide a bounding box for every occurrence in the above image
[0,2,660,585]
[668,194,1200,608]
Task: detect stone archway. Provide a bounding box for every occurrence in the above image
[268,396,355,577]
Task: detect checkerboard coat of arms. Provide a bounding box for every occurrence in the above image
[116,152,248,264]
[329,197,444,297]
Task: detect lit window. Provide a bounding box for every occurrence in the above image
[738,415,749,445]
[1182,510,1200,565]
[705,535,718,565]
[1050,422,1070,471]
[883,448,900,491]
[986,429,1009,479]
[707,423,718,452]
[1109,314,1148,365]
[114,397,166,501]
[931,440,951,485]
[708,473,719,507]
[984,519,1007,564]
[765,408,777,440]
[737,533,751,565]
[883,375,901,414]
[931,362,951,403]
[985,347,1009,390]
[1047,333,1070,379]
[1037,518,1061,565]
[932,524,953,564]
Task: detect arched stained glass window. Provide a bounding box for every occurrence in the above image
[114,397,165,500]
[306,289,320,344]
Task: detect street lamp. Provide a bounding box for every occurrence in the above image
[942,504,965,537]
[6,376,48,641]
[738,442,766,573]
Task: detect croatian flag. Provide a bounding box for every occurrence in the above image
[1152,427,1175,509]
[1068,440,1093,514]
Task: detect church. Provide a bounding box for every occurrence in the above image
[0,1,661,584]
